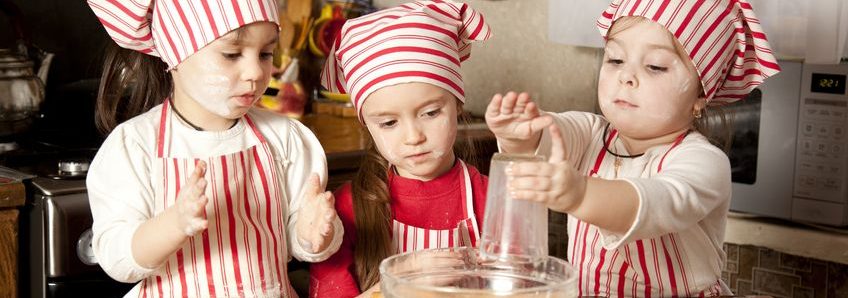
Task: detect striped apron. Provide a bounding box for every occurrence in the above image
[391,160,481,252]
[570,128,724,298]
[138,100,296,297]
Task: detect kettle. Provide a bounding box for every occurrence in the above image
[0,1,53,141]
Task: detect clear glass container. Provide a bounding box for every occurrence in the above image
[479,153,549,263]
[379,247,577,298]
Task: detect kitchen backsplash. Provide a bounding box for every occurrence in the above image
[722,243,848,298]
[374,0,603,116]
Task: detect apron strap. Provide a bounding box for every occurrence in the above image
[157,99,171,158]
[657,130,690,172]
[590,128,617,176]
[459,160,480,243]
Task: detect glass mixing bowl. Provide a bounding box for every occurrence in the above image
[379,247,577,298]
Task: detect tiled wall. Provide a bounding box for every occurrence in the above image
[546,214,848,298]
[723,243,848,298]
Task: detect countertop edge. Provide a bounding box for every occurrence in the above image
[725,212,848,264]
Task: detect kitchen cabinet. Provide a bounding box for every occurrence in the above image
[0,175,25,298]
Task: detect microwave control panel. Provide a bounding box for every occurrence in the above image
[794,65,848,204]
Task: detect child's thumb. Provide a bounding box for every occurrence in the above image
[548,125,567,163]
[530,115,554,134]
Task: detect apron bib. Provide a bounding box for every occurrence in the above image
[391,160,481,253]
[138,100,297,298]
[570,128,725,297]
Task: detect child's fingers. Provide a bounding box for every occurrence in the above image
[193,178,208,197]
[513,92,531,114]
[548,125,566,163]
[323,191,335,206]
[189,161,207,182]
[486,93,504,117]
[197,195,208,217]
[509,189,547,203]
[509,176,552,192]
[522,101,540,118]
[509,161,555,177]
[499,92,518,115]
[303,173,322,199]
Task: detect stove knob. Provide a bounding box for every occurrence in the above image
[59,160,90,173]
[77,229,98,265]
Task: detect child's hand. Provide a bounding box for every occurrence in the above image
[295,173,337,253]
[507,125,587,213]
[175,161,209,236]
[485,91,553,154]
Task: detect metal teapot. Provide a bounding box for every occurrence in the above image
[0,1,53,141]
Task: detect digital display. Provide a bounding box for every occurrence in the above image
[811,73,846,95]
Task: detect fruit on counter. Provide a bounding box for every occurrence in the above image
[258,58,308,119]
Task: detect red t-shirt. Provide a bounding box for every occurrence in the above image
[308,160,488,297]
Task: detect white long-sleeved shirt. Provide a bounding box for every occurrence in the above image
[87,104,343,285]
[535,111,732,297]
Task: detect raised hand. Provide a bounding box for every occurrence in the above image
[485,91,553,154]
[175,161,209,236]
[506,125,587,213]
[295,173,337,253]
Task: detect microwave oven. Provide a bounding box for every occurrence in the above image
[726,61,848,226]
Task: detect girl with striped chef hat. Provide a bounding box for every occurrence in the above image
[86,1,343,296]
[309,1,491,296]
[485,0,780,296]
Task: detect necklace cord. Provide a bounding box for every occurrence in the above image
[602,124,645,159]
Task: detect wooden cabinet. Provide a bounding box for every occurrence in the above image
[0,177,25,298]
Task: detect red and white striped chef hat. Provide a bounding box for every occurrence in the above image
[597,0,780,104]
[88,0,279,69]
[321,0,491,118]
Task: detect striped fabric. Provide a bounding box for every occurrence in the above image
[596,0,780,104]
[88,0,279,69]
[577,128,724,297]
[320,0,491,119]
[142,100,296,297]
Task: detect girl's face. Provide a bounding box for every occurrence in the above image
[361,82,459,181]
[171,22,277,120]
[598,19,705,139]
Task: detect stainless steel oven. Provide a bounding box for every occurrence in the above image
[724,61,848,226]
[5,146,133,297]
[21,175,133,297]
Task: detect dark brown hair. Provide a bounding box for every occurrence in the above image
[351,102,477,290]
[95,41,173,134]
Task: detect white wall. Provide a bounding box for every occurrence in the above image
[373,0,603,116]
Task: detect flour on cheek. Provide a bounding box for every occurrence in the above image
[193,63,236,117]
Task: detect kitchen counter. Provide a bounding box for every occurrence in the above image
[725,211,848,264]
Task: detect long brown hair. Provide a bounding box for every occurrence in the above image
[95,43,172,135]
[351,103,477,290]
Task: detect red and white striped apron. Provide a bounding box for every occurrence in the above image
[391,160,481,253]
[139,100,296,298]
[569,128,724,298]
